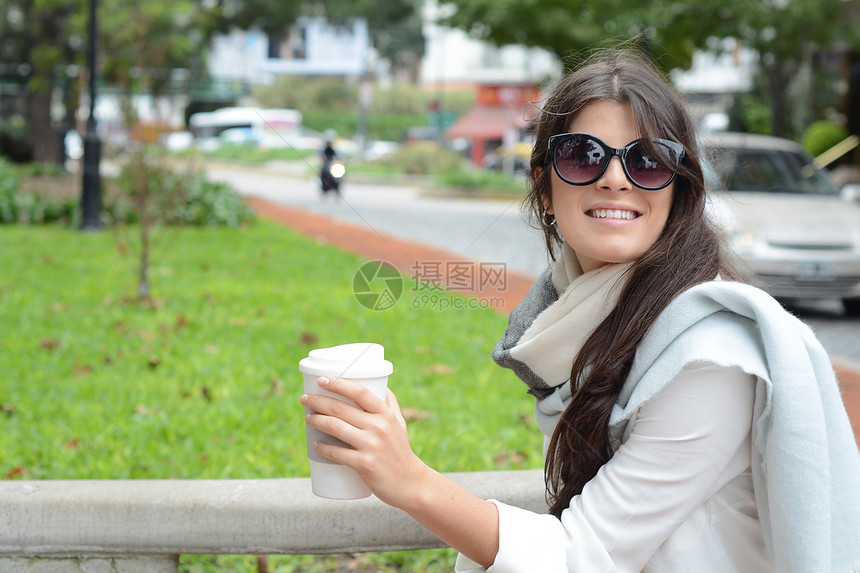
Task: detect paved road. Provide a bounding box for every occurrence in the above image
[208,162,551,277]
[207,162,860,367]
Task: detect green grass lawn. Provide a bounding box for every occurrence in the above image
[0,220,542,572]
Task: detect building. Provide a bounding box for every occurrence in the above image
[207,17,370,85]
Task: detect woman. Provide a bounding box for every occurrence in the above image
[301,50,860,572]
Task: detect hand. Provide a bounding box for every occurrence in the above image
[301,377,430,509]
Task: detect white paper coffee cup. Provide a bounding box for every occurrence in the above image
[299,342,393,499]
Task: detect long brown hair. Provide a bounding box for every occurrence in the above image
[523,49,738,518]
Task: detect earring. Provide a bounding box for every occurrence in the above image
[541,208,556,228]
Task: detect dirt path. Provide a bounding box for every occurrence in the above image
[247,195,860,445]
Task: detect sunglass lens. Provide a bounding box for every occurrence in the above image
[626,141,677,189]
[555,135,605,184]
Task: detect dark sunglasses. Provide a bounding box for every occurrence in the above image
[548,133,685,191]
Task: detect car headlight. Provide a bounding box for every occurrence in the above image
[724,225,758,255]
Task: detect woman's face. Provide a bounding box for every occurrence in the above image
[545,100,674,273]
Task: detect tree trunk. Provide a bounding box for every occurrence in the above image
[765,65,792,139]
[27,80,61,164]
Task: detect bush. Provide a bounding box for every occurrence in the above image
[382,141,464,175]
[200,143,315,165]
[0,116,33,163]
[0,158,20,223]
[727,94,772,135]
[0,150,255,228]
[302,109,429,142]
[0,158,78,225]
[105,148,255,227]
[802,120,849,157]
[435,168,525,194]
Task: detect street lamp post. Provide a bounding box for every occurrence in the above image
[80,0,102,231]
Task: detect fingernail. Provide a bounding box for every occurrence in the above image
[318,376,330,387]
[305,413,311,423]
[300,394,308,405]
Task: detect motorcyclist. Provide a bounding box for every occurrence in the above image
[320,136,342,198]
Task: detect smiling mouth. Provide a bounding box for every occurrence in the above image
[587,209,640,220]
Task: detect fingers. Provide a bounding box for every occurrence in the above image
[301,377,390,446]
[316,377,388,414]
[301,378,405,461]
[386,388,408,431]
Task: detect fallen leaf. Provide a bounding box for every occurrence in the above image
[63,438,80,450]
[402,408,434,422]
[40,338,61,352]
[264,378,285,398]
[72,362,93,377]
[423,363,454,376]
[4,466,29,479]
[494,449,526,467]
[148,356,161,369]
[1,404,15,417]
[299,331,319,346]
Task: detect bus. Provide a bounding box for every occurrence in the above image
[188,107,318,151]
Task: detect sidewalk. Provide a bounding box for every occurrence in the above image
[247,195,860,446]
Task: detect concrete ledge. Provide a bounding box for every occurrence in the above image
[0,470,546,557]
[0,557,178,573]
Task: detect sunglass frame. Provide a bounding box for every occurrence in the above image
[548,133,685,191]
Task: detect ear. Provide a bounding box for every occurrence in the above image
[533,166,553,214]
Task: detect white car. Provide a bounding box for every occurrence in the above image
[702,131,860,315]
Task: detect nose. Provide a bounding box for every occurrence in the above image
[596,155,631,192]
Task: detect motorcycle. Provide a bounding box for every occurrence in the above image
[320,158,346,198]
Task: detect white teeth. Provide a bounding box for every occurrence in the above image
[589,209,637,220]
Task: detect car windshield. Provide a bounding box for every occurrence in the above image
[707,146,840,195]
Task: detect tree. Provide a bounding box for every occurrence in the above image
[0,0,425,163]
[717,0,855,138]
[0,0,85,163]
[440,0,860,138]
[323,0,426,81]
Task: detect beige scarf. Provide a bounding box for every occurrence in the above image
[493,242,632,398]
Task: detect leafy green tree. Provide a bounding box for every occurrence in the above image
[324,0,426,80]
[0,0,85,162]
[0,0,424,163]
[441,0,860,137]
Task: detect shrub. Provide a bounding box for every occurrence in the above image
[435,168,525,194]
[802,120,849,158]
[105,148,255,228]
[0,158,20,223]
[382,141,464,175]
[0,149,255,228]
[0,158,78,225]
[0,116,33,163]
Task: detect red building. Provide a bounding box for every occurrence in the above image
[446,83,540,167]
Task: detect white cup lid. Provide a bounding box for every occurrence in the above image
[299,342,393,378]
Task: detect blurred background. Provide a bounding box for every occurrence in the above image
[0,0,858,177]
